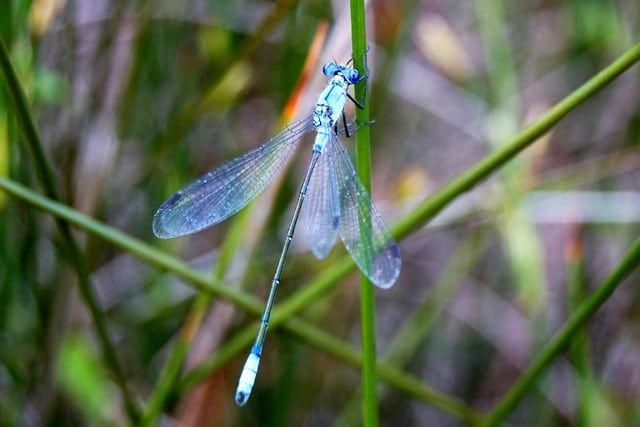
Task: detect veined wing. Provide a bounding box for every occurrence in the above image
[153,116,315,238]
[328,134,401,288]
[301,140,340,259]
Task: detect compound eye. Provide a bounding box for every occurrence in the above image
[347,68,361,83]
[322,62,339,76]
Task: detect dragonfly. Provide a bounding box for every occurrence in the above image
[152,60,401,406]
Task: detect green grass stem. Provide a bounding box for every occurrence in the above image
[392,42,640,241]
[349,1,379,425]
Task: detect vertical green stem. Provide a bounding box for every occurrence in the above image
[349,1,378,426]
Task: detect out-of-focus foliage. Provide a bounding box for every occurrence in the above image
[1,0,639,426]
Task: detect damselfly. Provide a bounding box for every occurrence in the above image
[152,60,401,406]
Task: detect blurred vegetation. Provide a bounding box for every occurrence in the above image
[1,1,640,426]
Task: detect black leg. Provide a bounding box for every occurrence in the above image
[347,92,364,109]
[342,111,352,138]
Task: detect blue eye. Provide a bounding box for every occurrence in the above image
[322,62,340,76]
[323,62,362,84]
[346,68,361,84]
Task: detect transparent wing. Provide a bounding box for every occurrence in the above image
[328,134,401,288]
[153,116,315,238]
[301,145,340,259]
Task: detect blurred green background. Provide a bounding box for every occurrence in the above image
[1,0,640,426]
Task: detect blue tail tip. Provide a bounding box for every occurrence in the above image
[235,391,249,406]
